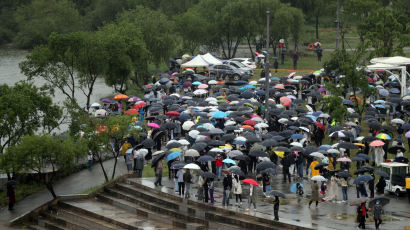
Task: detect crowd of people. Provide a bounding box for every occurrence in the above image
[88,66,410,229]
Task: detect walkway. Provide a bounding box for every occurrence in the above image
[0,158,128,229]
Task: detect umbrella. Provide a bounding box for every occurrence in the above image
[242,178,259,186]
[171,162,186,169]
[250,150,267,157]
[373,170,389,178]
[228,166,245,176]
[290,183,304,193]
[336,170,352,178]
[191,142,208,151]
[233,155,249,161]
[357,153,371,160]
[166,111,180,117]
[182,121,195,130]
[337,157,352,162]
[203,171,216,178]
[311,175,327,181]
[166,141,182,149]
[310,152,325,159]
[354,168,370,174]
[151,153,166,168]
[212,111,227,119]
[314,162,328,170]
[261,139,278,147]
[178,139,190,146]
[183,163,201,170]
[166,152,182,161]
[256,161,276,172]
[197,155,214,162]
[369,140,385,147]
[266,190,286,198]
[260,168,277,175]
[162,122,177,130]
[387,145,405,154]
[152,150,164,156]
[368,197,390,208]
[353,175,374,184]
[141,138,155,148]
[394,156,409,163]
[290,134,304,140]
[376,133,391,140]
[147,122,160,129]
[223,158,236,165]
[338,142,357,149]
[188,130,200,138]
[350,198,368,206]
[185,149,200,157]
[114,94,129,99]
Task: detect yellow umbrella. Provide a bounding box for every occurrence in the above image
[219,144,232,150]
[353,143,365,147]
[274,151,284,158]
[170,148,182,152]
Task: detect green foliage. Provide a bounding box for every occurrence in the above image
[14,0,83,49]
[3,134,87,197]
[0,182,44,208]
[0,82,62,155]
[358,7,409,57]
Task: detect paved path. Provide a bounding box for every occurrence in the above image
[0,158,128,229]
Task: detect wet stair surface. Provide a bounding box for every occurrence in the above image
[26,177,312,230]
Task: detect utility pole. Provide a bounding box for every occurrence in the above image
[264,8,270,122]
[336,0,340,49]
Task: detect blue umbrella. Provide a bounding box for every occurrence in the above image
[271,77,280,81]
[166,152,182,161]
[244,84,256,89]
[197,155,214,162]
[222,158,236,165]
[290,134,304,140]
[374,100,385,104]
[178,113,191,121]
[312,111,322,117]
[192,81,201,86]
[375,104,385,109]
[212,111,227,119]
[389,88,400,94]
[353,174,374,184]
[126,148,133,154]
[401,123,410,130]
[378,89,389,97]
[305,115,317,121]
[256,90,265,96]
[351,156,365,161]
[318,145,332,151]
[290,183,304,194]
[357,153,371,160]
[235,80,247,85]
[232,140,246,145]
[343,99,354,105]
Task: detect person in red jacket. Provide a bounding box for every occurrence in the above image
[216,154,223,181]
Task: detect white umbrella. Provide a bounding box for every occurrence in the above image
[291,116,298,121]
[90,102,101,108]
[254,123,268,129]
[229,101,239,105]
[185,149,200,157]
[188,130,200,138]
[225,120,236,126]
[278,118,289,124]
[327,149,340,154]
[183,163,201,170]
[182,121,195,130]
[135,149,148,158]
[318,113,330,118]
[209,148,223,153]
[306,105,313,112]
[95,109,107,117]
[195,135,207,142]
[178,139,190,146]
[299,127,310,132]
[202,123,215,130]
[355,136,364,142]
[310,152,325,158]
[347,108,355,114]
[208,80,218,85]
[152,150,164,156]
[391,118,404,125]
[234,136,247,142]
[311,175,327,182]
[290,142,303,147]
[258,157,271,162]
[193,89,208,95]
[205,97,217,102]
[228,150,243,158]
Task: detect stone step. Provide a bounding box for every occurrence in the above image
[57,208,127,230]
[40,211,88,230]
[26,224,49,230]
[59,199,171,230]
[97,192,202,230]
[37,217,67,230]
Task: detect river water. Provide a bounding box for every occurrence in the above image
[0,48,113,108]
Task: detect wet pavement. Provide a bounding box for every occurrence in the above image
[0,158,128,229]
[134,172,410,230]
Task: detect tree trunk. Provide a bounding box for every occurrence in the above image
[98,157,109,182]
[231,39,240,58]
[46,182,57,198]
[246,37,255,59]
[111,153,118,180]
[315,15,319,39]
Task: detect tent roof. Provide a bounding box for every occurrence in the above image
[370,56,410,65]
[366,63,399,70]
[181,55,210,68]
[202,53,223,65]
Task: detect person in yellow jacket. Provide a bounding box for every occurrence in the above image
[121,140,132,162]
[406,173,410,204]
[328,157,334,171]
[310,160,320,177]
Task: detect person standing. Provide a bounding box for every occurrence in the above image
[273,196,280,221]
[154,160,163,186]
[87,152,93,171]
[368,173,375,198]
[183,169,192,198]
[262,173,271,195]
[232,174,242,206]
[197,173,204,202]
[296,183,304,204]
[215,155,223,181]
[177,168,185,197]
[125,153,133,174]
[222,173,232,206]
[247,184,257,211]
[406,173,410,203]
[134,154,144,178]
[376,177,386,195]
[372,200,383,230]
[7,183,15,211]
[309,181,319,208]
[292,53,299,70]
[208,178,215,204]
[273,59,279,73]
[357,202,368,229]
[341,177,348,202]
[281,154,291,183]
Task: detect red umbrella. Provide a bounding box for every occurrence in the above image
[166,111,180,117]
[183,81,192,88]
[243,120,256,126]
[132,101,146,109]
[315,121,325,131]
[126,109,138,115]
[242,178,259,186]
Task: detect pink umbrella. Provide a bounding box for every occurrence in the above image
[148,123,160,129]
[250,114,261,118]
[405,131,410,138]
[274,84,285,90]
[337,157,352,162]
[198,84,208,89]
[369,140,385,147]
[287,72,296,78]
[280,96,291,104]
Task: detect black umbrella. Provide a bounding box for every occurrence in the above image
[256,161,276,172]
[151,153,166,168]
[351,157,365,162]
[249,150,267,157]
[162,122,177,130]
[141,138,155,148]
[353,175,374,184]
[275,146,291,152]
[354,168,370,175]
[304,146,318,155]
[5,180,17,187]
[357,154,371,160]
[373,170,389,178]
[387,145,405,154]
[228,166,245,176]
[394,156,409,163]
[368,197,390,208]
[233,155,250,161]
[203,171,216,178]
[171,161,186,169]
[260,139,278,147]
[362,136,377,143]
[336,170,352,178]
[191,142,208,151]
[260,168,277,175]
[166,141,182,149]
[368,122,382,130]
[338,142,357,149]
[266,190,286,198]
[314,162,328,170]
[197,155,214,162]
[221,134,236,141]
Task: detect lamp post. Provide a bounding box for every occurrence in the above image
[264,8,270,122]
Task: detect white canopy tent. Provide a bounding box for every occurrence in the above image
[367,56,410,97]
[181,55,210,68]
[201,53,223,65]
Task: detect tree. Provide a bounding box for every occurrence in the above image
[174,10,207,55]
[96,22,149,94]
[2,134,86,198]
[117,6,176,66]
[358,8,408,57]
[288,7,304,51]
[14,0,83,49]
[0,82,62,158]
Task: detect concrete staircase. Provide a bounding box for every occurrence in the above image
[24,177,311,230]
